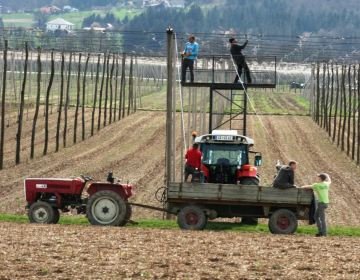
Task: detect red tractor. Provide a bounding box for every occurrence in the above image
[24,172,134,226]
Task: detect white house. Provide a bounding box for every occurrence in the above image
[45,18,74,32]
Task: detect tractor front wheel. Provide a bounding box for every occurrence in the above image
[28,201,55,224]
[268,209,298,235]
[86,190,126,226]
[241,177,260,225]
[177,206,207,230]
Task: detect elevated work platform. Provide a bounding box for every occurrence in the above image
[181,55,277,89]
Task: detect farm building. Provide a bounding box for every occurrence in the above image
[45,18,74,32]
[63,6,79,12]
[41,6,61,14]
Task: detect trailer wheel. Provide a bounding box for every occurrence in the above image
[178,206,206,230]
[86,190,126,226]
[28,201,55,224]
[241,177,260,225]
[50,208,60,224]
[268,209,298,235]
[119,203,132,227]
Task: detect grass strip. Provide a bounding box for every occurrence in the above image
[1,214,359,237]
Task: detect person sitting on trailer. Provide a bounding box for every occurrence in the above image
[229,38,252,84]
[181,35,198,83]
[185,143,202,183]
[272,160,297,189]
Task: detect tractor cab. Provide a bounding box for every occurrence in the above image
[195,130,261,185]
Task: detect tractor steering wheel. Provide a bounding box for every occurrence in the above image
[81,174,94,181]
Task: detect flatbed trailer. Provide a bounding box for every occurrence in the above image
[167,182,314,234]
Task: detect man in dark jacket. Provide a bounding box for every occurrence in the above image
[272,161,297,189]
[229,38,252,84]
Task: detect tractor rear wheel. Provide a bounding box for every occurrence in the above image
[86,190,126,226]
[119,203,132,227]
[51,208,60,224]
[28,201,55,224]
[241,177,260,225]
[177,206,206,230]
[268,209,298,235]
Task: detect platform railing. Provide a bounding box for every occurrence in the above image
[180,55,277,87]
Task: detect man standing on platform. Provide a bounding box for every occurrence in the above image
[185,143,202,183]
[229,38,252,84]
[181,35,198,83]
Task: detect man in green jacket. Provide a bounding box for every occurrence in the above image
[302,173,331,237]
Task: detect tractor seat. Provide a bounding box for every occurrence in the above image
[216,158,230,165]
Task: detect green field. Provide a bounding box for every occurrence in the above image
[1,8,143,29]
[1,214,359,237]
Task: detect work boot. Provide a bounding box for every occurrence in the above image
[315,232,323,237]
[186,174,192,183]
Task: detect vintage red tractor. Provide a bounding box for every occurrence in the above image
[24,172,134,226]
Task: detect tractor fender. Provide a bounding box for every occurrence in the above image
[237,166,258,179]
[87,183,130,200]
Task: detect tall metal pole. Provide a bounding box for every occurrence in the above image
[243,85,247,136]
[165,27,173,191]
[209,86,213,134]
[172,34,177,181]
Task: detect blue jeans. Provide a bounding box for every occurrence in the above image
[314,202,328,236]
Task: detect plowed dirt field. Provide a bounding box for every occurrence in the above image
[1,222,360,279]
[1,109,360,227]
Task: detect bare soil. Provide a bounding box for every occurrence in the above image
[0,222,359,279]
[1,108,360,227]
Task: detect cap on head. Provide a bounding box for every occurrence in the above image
[229,38,235,43]
[317,173,326,181]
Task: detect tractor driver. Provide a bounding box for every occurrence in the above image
[272,160,297,189]
[185,143,202,183]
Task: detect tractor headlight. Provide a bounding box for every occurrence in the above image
[206,136,210,141]
[237,165,241,170]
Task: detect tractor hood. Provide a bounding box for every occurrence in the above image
[194,130,254,147]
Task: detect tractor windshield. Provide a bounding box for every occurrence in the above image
[201,143,248,166]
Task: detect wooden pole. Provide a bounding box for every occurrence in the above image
[30,46,41,159]
[347,66,351,156]
[82,53,90,141]
[109,53,115,125]
[114,55,119,122]
[328,63,334,137]
[43,50,55,156]
[165,27,173,218]
[341,66,347,152]
[119,53,126,120]
[64,52,72,148]
[56,52,65,152]
[91,54,100,136]
[15,42,28,164]
[74,53,82,145]
[127,56,133,116]
[352,64,356,160]
[0,41,7,169]
[332,64,339,143]
[98,52,106,131]
[103,53,110,127]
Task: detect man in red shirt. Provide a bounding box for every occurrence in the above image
[185,143,202,182]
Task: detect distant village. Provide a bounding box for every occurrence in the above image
[0,0,185,33]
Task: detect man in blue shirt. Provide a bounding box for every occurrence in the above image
[181,35,198,83]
